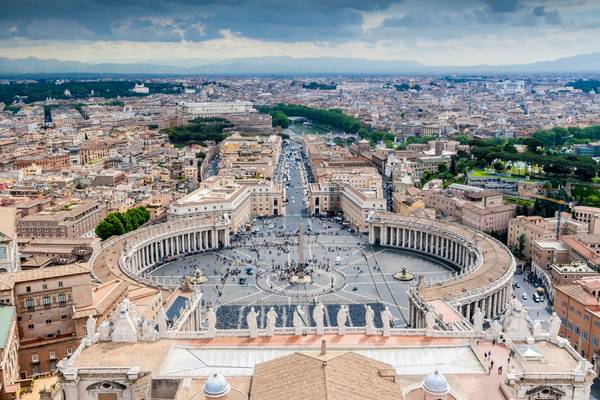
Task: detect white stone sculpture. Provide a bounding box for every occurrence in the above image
[365,305,375,335]
[425,310,436,332]
[293,305,305,336]
[247,307,259,338]
[336,305,348,335]
[313,302,325,336]
[503,300,531,341]
[473,306,484,334]
[206,307,217,338]
[381,306,393,337]
[141,320,159,341]
[549,312,561,339]
[111,299,140,343]
[156,307,168,333]
[98,320,111,341]
[85,315,97,342]
[490,320,503,336]
[266,307,278,336]
[532,320,543,337]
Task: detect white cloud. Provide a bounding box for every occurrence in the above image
[1,24,600,66]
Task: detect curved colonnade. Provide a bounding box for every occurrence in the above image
[121,217,231,284]
[368,212,516,328]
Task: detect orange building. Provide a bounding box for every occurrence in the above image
[555,277,600,362]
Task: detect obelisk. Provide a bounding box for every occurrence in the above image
[298,224,305,276]
[291,223,311,283]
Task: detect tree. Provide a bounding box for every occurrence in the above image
[95,206,150,240]
[437,164,448,173]
[95,220,114,240]
[271,111,290,128]
[449,158,457,175]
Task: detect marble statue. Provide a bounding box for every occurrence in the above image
[247,307,259,338]
[473,306,484,334]
[98,320,111,341]
[313,302,325,336]
[206,307,217,338]
[266,307,278,336]
[85,315,97,342]
[156,307,168,333]
[533,320,543,337]
[549,312,561,339]
[425,309,436,331]
[490,320,503,336]
[293,305,305,336]
[141,320,159,341]
[365,305,375,335]
[503,300,531,341]
[111,299,139,342]
[381,306,393,337]
[336,305,348,335]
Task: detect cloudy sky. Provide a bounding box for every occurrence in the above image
[1,0,599,66]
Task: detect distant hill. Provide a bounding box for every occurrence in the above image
[0,53,599,75]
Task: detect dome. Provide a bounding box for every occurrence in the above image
[203,373,231,398]
[423,370,449,395]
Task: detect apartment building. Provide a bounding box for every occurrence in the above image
[573,205,600,234]
[424,184,515,232]
[304,135,386,232]
[14,154,71,172]
[555,277,600,362]
[0,264,92,378]
[167,175,285,231]
[17,201,107,238]
[507,214,588,260]
[308,182,386,232]
[218,134,281,181]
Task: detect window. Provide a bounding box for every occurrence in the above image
[575,326,580,335]
[25,297,34,310]
[26,286,31,293]
[58,281,63,288]
[57,292,66,304]
[28,324,34,329]
[592,336,598,347]
[568,321,573,330]
[42,295,51,308]
[42,283,47,290]
[61,314,67,320]
[31,355,39,363]
[67,348,73,355]
[583,331,589,341]
[45,319,51,324]
[49,351,56,359]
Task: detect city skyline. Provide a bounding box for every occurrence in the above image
[1,0,600,67]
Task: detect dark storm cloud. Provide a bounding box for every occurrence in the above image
[0,0,399,42]
[0,0,577,43]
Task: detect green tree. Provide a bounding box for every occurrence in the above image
[95,220,114,240]
[271,111,290,128]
